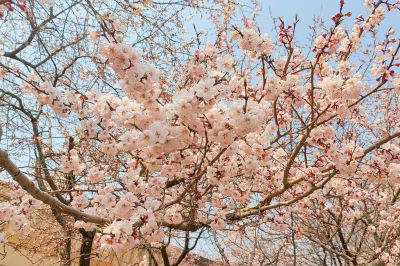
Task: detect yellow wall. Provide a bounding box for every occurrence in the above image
[0,245,58,266]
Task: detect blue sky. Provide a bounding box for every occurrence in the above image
[191,0,399,48]
[258,0,399,41]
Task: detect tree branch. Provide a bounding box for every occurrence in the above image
[0,149,109,225]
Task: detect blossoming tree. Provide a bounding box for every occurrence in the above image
[1,0,400,265]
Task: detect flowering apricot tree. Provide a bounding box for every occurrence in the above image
[1,0,400,265]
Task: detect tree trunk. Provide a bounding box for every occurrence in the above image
[62,231,72,266]
[79,229,95,266]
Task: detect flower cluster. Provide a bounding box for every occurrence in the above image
[34,82,69,116]
[0,186,41,243]
[232,24,274,56]
[59,149,84,175]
